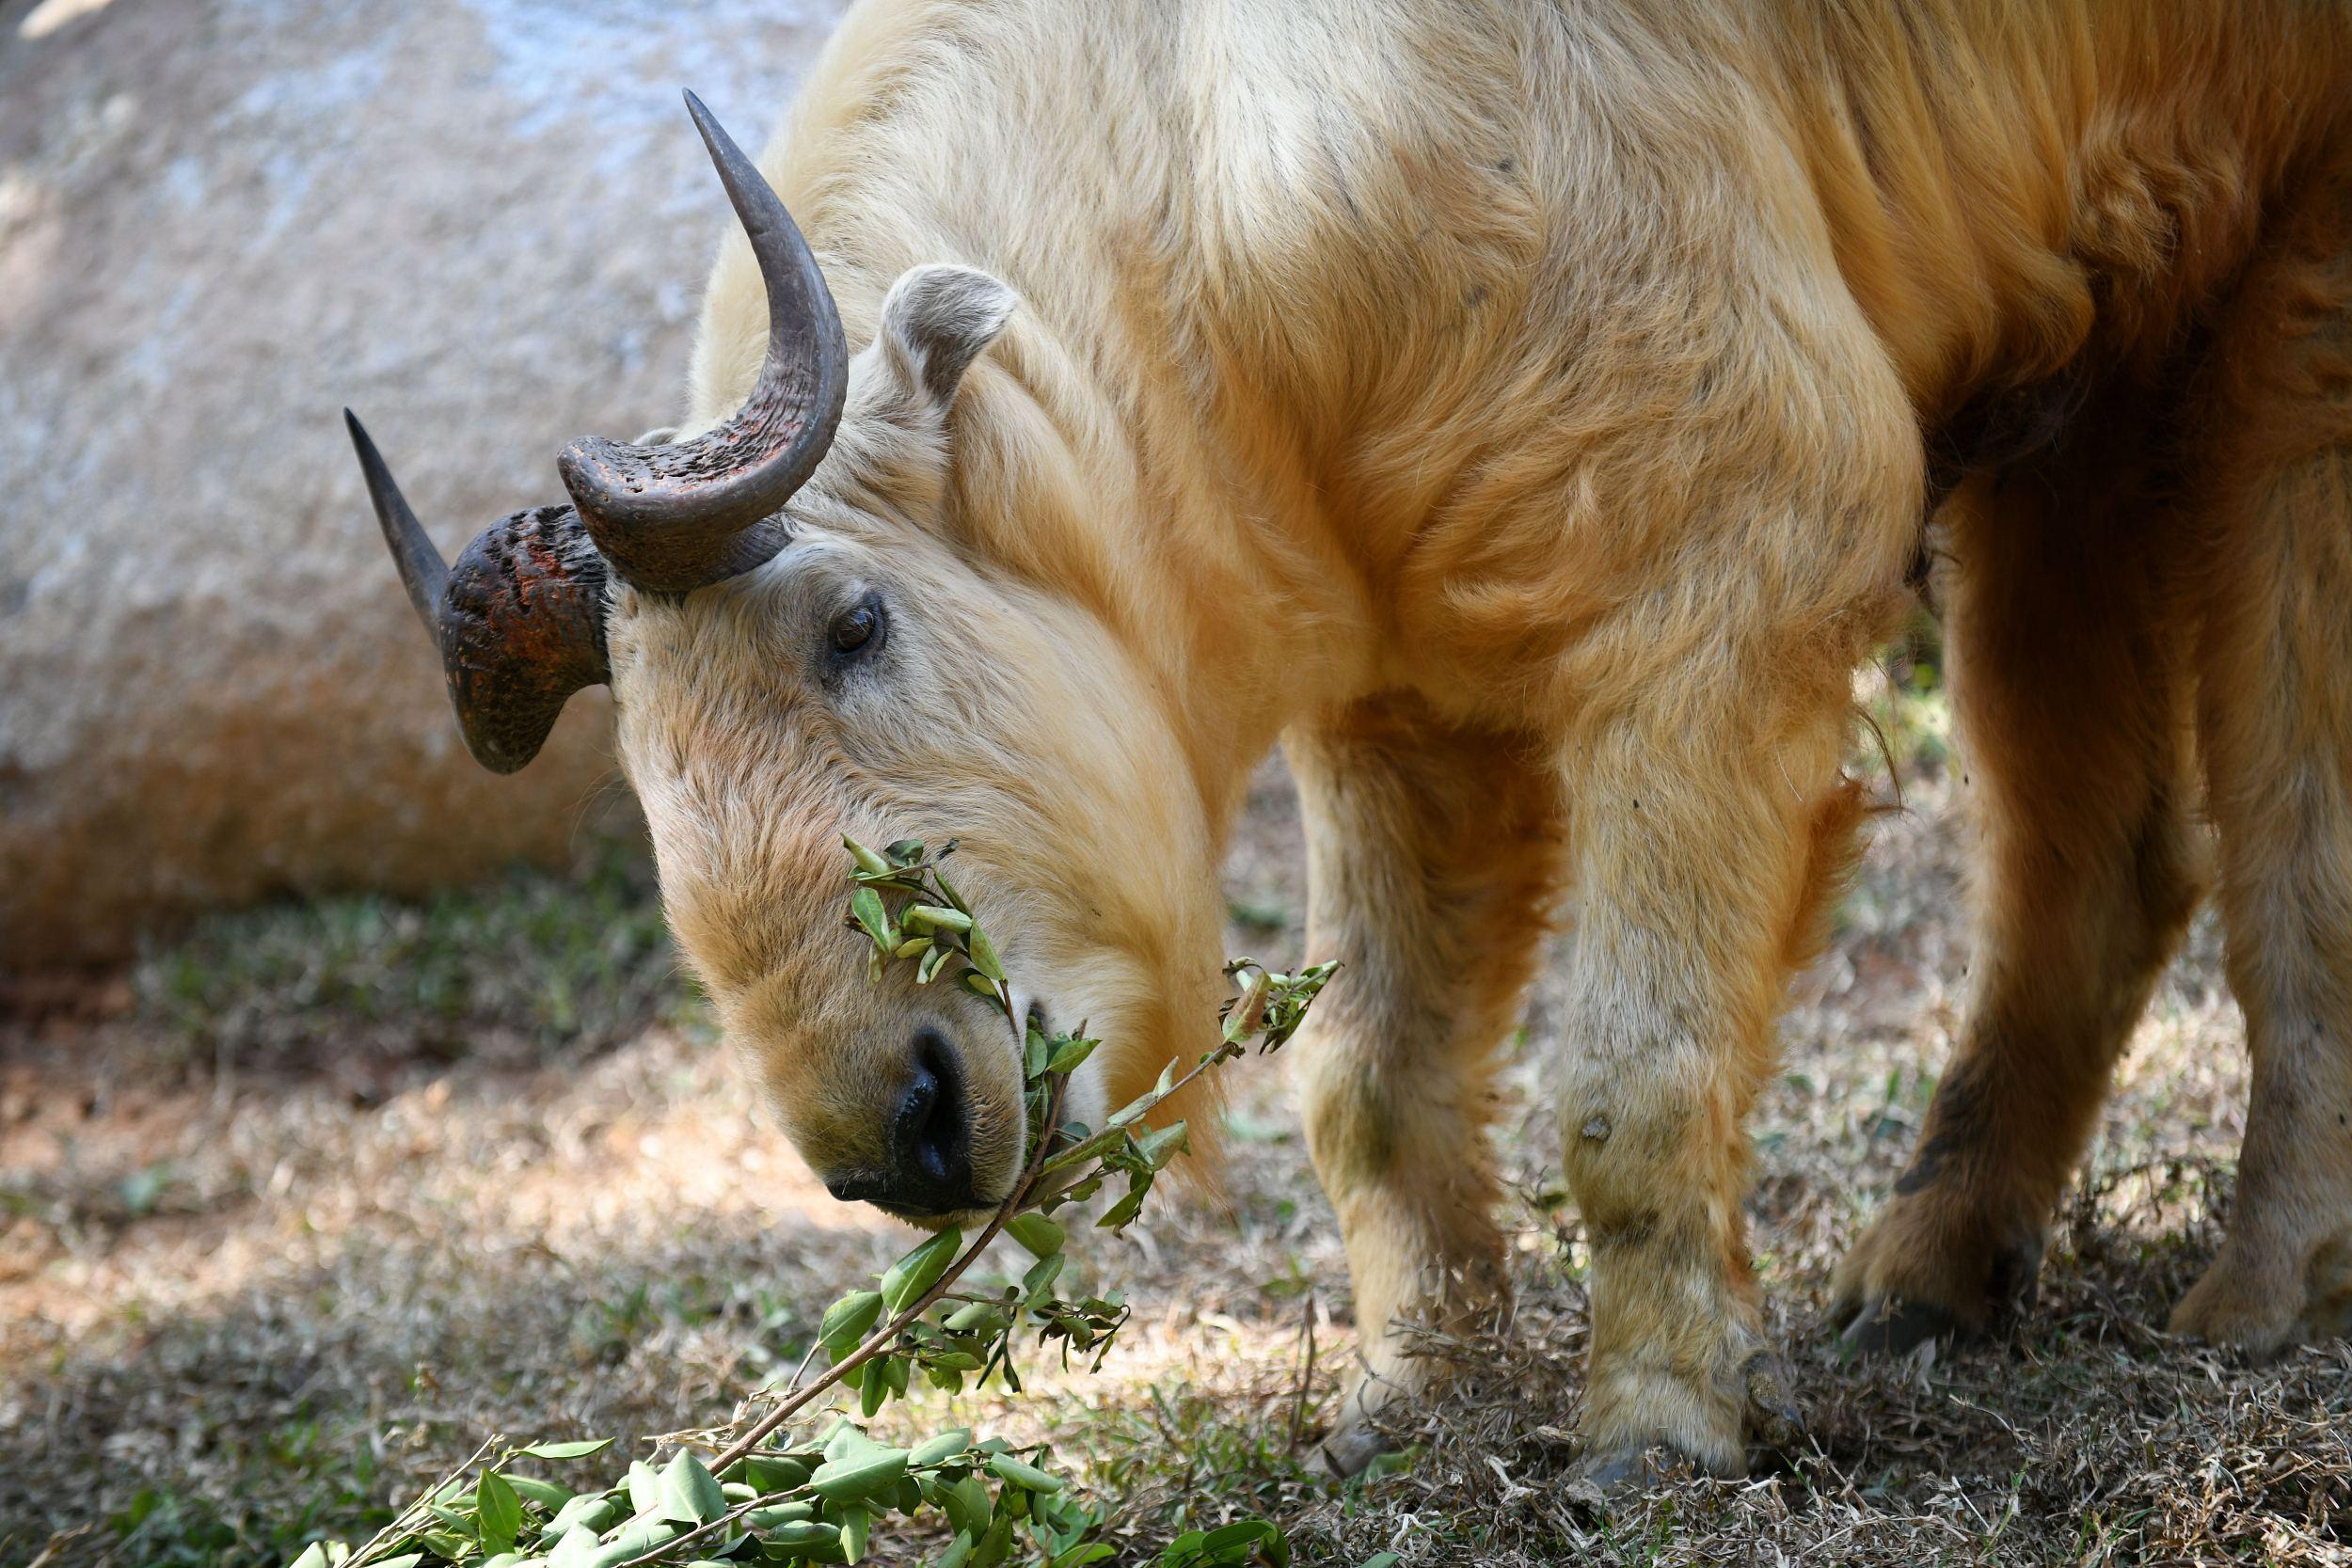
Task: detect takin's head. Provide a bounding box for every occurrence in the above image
[345,97,1223,1227]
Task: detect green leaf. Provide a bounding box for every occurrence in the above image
[1136,1122,1189,1171]
[880,1227,962,1314]
[844,836,894,877]
[943,1300,1008,1336]
[1222,968,1273,1044]
[908,1428,973,1469]
[822,1421,880,1463]
[1357,1555,1402,1568]
[1198,1521,1279,1560]
[1097,1181,1150,1231]
[762,1518,843,1550]
[548,1494,618,1535]
[986,1453,1063,1494]
[1045,1035,1097,1075]
[976,1512,1016,1568]
[937,1530,977,1568]
[288,1546,328,1568]
[625,1459,662,1518]
[884,838,926,865]
[819,1290,886,1357]
[838,1503,871,1563]
[660,1451,728,1524]
[547,1524,602,1568]
[850,887,895,953]
[963,970,999,999]
[1054,1547,1114,1568]
[475,1472,523,1552]
[591,1518,681,1568]
[1005,1212,1064,1258]
[808,1447,910,1503]
[520,1439,614,1462]
[936,1486,974,1538]
[965,924,1006,982]
[503,1473,572,1511]
[744,1453,816,1494]
[1022,1251,1065,1299]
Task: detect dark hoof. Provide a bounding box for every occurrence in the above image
[1838,1296,1958,1357]
[1307,1416,1392,1480]
[1577,1445,1660,1494]
[1741,1353,1806,1452]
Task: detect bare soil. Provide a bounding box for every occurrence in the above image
[5,722,2348,1566]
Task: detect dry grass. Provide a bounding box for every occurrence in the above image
[5,682,2349,1566]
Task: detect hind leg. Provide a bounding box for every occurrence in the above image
[2172,188,2352,1350]
[1835,427,2206,1349]
[1287,693,1565,1472]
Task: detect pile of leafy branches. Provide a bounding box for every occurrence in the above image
[286,836,1337,1568]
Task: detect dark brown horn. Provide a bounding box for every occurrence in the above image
[347,410,610,775]
[557,91,849,594]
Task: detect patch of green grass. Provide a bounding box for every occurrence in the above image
[131,841,700,1064]
[95,1421,395,1568]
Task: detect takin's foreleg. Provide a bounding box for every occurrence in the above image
[1287,693,1565,1476]
[1551,679,1871,1481]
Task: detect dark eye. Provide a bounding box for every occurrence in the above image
[829,597,883,656]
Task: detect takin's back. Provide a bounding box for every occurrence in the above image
[689,0,2352,603]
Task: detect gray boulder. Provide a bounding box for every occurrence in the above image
[0,0,844,966]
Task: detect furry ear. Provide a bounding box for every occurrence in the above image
[876,264,1018,407]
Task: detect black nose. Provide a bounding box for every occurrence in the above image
[824,1029,975,1215]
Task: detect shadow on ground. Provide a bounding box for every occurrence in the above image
[7,712,2352,1565]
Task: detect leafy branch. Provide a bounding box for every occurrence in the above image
[293,833,1333,1568]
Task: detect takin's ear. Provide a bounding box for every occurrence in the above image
[870,263,1019,412]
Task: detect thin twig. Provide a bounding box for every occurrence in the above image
[1287,1291,1319,1452]
[605,1484,809,1568]
[347,1433,501,1568]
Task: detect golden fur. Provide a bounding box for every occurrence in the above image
[612,0,2352,1478]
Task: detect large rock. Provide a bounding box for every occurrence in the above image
[0,0,847,967]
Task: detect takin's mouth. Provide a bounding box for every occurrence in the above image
[874,1198,998,1229]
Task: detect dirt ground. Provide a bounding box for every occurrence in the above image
[5,687,2350,1567]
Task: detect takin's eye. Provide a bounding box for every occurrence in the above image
[828,594,885,658]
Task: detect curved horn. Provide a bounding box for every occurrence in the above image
[347,411,611,774]
[557,91,849,594]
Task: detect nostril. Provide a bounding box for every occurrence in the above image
[899,1028,969,1191]
[897,1061,941,1175]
